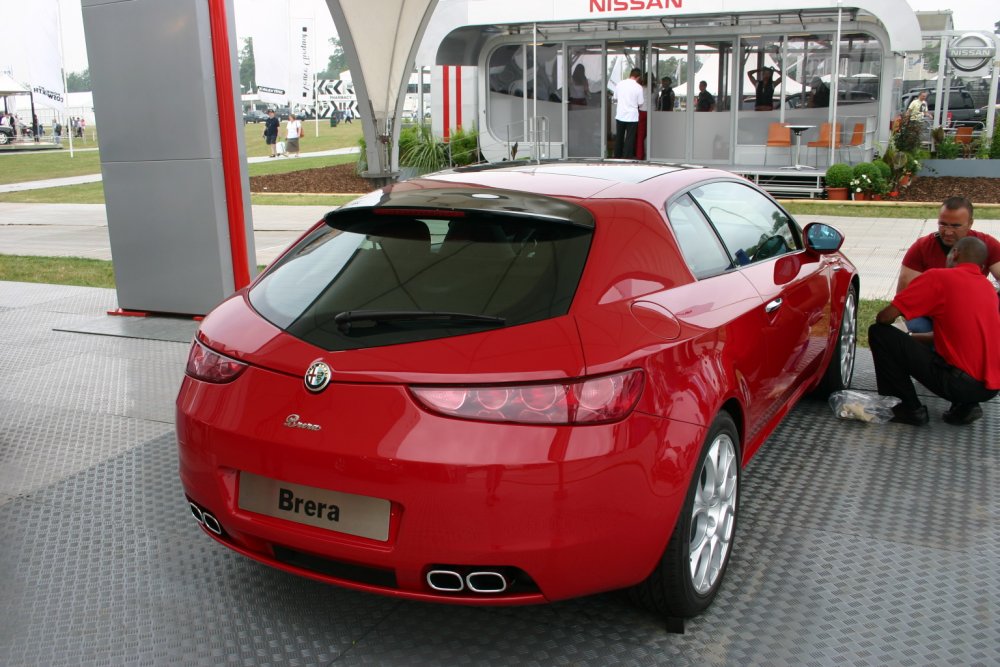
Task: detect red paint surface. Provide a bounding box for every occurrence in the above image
[207,0,251,290]
[442,65,451,140]
[177,164,857,604]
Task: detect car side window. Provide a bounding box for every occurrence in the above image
[689,181,800,266]
[666,194,733,279]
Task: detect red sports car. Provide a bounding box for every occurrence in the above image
[177,162,858,618]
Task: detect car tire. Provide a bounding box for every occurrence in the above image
[629,411,740,618]
[0,132,8,145]
[816,283,858,396]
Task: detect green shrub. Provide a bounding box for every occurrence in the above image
[873,159,892,184]
[851,162,886,195]
[893,115,923,153]
[851,162,880,183]
[991,117,1000,159]
[356,135,367,175]
[448,126,481,167]
[824,163,853,188]
[935,137,961,159]
[399,124,448,173]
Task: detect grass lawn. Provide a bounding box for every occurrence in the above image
[782,201,1000,220]
[243,119,362,158]
[0,255,116,287]
[246,152,356,176]
[0,149,102,185]
[0,154,359,205]
[0,122,361,186]
[251,194,357,206]
[856,298,890,349]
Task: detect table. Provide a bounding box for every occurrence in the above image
[781,124,815,170]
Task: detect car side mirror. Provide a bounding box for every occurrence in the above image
[803,222,844,254]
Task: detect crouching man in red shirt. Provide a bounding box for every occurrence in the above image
[869,236,1000,426]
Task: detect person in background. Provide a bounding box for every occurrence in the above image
[657,76,675,112]
[54,120,62,146]
[748,66,781,111]
[808,77,830,108]
[613,68,643,159]
[696,80,716,112]
[284,113,302,158]
[569,63,588,107]
[906,90,931,122]
[635,73,649,160]
[870,236,1000,426]
[896,196,1000,335]
[263,109,280,158]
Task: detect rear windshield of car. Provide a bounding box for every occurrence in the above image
[248,211,593,350]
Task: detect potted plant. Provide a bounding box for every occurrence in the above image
[824,163,852,200]
[900,151,922,186]
[850,162,881,201]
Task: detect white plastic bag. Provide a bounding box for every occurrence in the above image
[276,141,286,155]
[828,390,901,424]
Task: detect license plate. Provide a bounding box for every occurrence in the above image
[238,472,390,542]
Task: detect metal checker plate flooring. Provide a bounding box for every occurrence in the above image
[0,281,997,667]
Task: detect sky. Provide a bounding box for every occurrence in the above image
[56,0,997,75]
[57,0,340,74]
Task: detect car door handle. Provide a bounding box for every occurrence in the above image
[765,298,783,313]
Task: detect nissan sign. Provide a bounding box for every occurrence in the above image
[946,33,996,74]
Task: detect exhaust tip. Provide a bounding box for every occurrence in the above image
[426,569,464,592]
[189,502,205,524]
[202,512,223,535]
[466,571,508,594]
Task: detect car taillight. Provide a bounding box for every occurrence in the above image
[185,339,247,383]
[410,369,644,425]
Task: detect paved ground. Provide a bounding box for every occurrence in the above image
[3,201,999,299]
[0,281,997,667]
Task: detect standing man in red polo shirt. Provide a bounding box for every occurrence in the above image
[870,237,1000,426]
[897,196,1000,333]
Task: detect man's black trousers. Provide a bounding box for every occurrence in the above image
[867,323,997,409]
[614,120,638,158]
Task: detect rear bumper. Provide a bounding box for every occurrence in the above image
[176,375,705,603]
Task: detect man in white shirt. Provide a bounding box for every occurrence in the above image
[613,68,643,159]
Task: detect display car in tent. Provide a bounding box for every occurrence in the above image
[176,161,859,618]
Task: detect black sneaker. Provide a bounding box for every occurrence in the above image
[942,403,983,426]
[890,404,929,426]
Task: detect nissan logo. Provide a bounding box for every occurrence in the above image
[304,361,332,393]
[946,33,996,74]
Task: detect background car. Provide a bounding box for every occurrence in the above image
[176,161,859,620]
[243,109,267,124]
[900,87,981,127]
[0,125,14,144]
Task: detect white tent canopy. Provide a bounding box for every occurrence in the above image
[0,0,66,111]
[0,72,28,97]
[325,0,439,177]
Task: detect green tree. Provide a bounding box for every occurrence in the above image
[655,57,702,85]
[239,37,255,94]
[318,37,348,79]
[66,69,90,93]
[920,40,940,75]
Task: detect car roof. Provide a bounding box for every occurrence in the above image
[417,160,706,200]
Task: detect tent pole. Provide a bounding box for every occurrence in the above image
[830,1,842,166]
[56,0,74,157]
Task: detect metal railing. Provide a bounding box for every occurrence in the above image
[504,116,553,162]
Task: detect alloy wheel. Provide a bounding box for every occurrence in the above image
[688,432,738,594]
